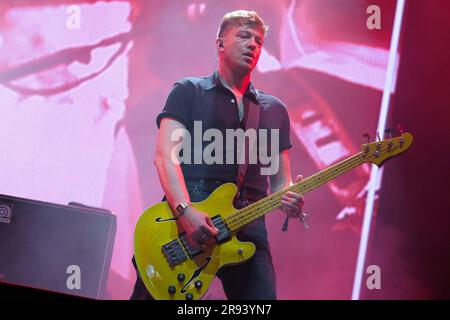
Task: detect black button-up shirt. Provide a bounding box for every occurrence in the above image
[156,70,292,197]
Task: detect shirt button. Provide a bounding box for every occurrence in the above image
[231,98,235,103]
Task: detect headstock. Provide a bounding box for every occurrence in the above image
[360,131,413,167]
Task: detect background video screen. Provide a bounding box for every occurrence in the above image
[0,0,403,299]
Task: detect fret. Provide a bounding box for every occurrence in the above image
[225,153,364,231]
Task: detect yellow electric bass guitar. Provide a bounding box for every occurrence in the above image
[134,132,413,300]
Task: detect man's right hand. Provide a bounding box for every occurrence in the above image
[155,117,219,249]
[178,207,219,249]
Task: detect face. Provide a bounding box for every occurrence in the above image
[219,24,265,74]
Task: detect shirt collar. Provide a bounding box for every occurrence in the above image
[205,70,260,104]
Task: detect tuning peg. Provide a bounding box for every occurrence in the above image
[384,127,393,139]
[397,124,405,147]
[384,128,394,152]
[362,133,371,143]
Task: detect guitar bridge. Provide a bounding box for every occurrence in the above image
[162,215,231,266]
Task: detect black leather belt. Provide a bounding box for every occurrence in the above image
[185,179,223,192]
[185,179,266,203]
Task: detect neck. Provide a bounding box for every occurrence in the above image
[218,63,251,94]
[223,152,365,232]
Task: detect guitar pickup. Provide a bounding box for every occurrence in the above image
[162,239,188,267]
[211,215,231,244]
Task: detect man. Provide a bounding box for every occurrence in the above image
[131,10,305,300]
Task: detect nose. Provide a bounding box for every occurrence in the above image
[248,44,256,52]
[248,38,257,50]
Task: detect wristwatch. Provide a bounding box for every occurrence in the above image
[175,202,190,218]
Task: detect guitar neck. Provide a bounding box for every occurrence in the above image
[224,152,364,232]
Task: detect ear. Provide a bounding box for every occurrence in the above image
[216,38,224,51]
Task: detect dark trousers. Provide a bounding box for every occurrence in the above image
[130,181,277,300]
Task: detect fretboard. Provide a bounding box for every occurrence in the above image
[224,152,364,231]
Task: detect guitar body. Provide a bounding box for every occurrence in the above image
[134,183,256,300]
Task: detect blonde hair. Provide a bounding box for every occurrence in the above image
[217,10,269,38]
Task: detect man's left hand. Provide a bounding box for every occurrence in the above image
[280,175,305,218]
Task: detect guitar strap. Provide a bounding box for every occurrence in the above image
[236,91,260,200]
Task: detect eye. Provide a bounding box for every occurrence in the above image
[238,32,250,39]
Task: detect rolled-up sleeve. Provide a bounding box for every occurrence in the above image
[156,79,194,129]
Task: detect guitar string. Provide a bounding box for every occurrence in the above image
[225,143,403,229]
[176,142,404,253]
[181,147,359,255]
[224,143,400,230]
[224,154,364,230]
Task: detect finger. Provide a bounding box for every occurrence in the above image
[285,192,304,201]
[281,196,297,205]
[281,199,294,207]
[280,203,298,216]
[200,226,215,239]
[281,200,299,212]
[282,198,301,211]
[295,175,304,183]
[196,241,207,250]
[194,231,206,243]
[281,204,299,218]
[288,203,300,213]
[199,232,214,245]
[204,218,219,236]
[190,235,203,249]
[196,236,209,249]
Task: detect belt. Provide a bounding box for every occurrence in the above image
[185,178,266,202]
[185,178,224,192]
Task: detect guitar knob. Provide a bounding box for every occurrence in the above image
[194,280,203,289]
[177,273,186,282]
[185,292,194,300]
[168,286,176,295]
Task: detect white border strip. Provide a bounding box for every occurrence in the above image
[351,0,406,300]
